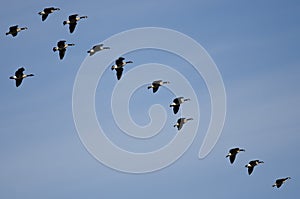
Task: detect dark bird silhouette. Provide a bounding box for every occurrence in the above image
[53,40,75,60]
[6,25,27,37]
[38,7,60,21]
[147,80,170,93]
[226,148,245,164]
[63,14,87,33]
[111,57,133,80]
[9,67,34,87]
[87,44,110,56]
[272,177,291,188]
[170,97,190,114]
[174,118,193,130]
[245,160,264,175]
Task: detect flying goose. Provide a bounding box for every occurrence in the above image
[9,67,34,87]
[111,57,133,80]
[6,25,27,37]
[38,7,60,21]
[53,40,75,60]
[245,160,264,175]
[174,118,193,130]
[170,97,190,114]
[226,148,245,164]
[63,14,88,33]
[147,80,170,93]
[87,44,110,56]
[272,177,291,188]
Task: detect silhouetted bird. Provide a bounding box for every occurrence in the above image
[272,177,291,188]
[53,40,75,60]
[9,67,34,87]
[147,80,170,93]
[245,160,264,175]
[38,7,60,21]
[226,148,245,164]
[63,14,87,33]
[111,57,133,80]
[6,25,27,37]
[170,97,190,114]
[174,118,193,130]
[87,44,110,56]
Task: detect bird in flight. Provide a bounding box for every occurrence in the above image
[6,25,27,37]
[9,67,34,87]
[111,57,133,80]
[38,7,60,21]
[53,40,75,60]
[245,160,264,175]
[147,80,170,93]
[174,118,193,130]
[170,97,190,114]
[63,14,88,33]
[226,148,245,164]
[87,44,110,56]
[272,177,291,188]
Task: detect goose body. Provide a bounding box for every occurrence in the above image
[226,148,245,164]
[245,160,264,175]
[174,118,193,130]
[170,97,190,114]
[38,7,60,21]
[272,177,291,188]
[6,25,27,37]
[9,67,34,87]
[63,14,88,33]
[53,40,75,60]
[147,80,170,93]
[111,57,133,80]
[87,44,110,56]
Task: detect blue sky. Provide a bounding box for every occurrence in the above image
[0,0,299,198]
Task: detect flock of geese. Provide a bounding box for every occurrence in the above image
[6,5,291,192]
[226,147,291,188]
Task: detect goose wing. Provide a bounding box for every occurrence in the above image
[9,25,18,32]
[42,14,49,21]
[116,67,124,80]
[173,105,180,114]
[116,57,125,67]
[229,153,237,164]
[69,23,77,33]
[177,119,184,130]
[59,49,66,60]
[247,166,254,175]
[152,86,159,93]
[15,79,23,87]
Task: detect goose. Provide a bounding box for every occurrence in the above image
[174,118,193,130]
[170,97,190,114]
[63,14,88,33]
[87,44,110,56]
[9,67,34,87]
[147,80,170,93]
[272,177,291,188]
[53,40,75,60]
[6,25,27,37]
[111,57,133,80]
[245,160,264,175]
[38,7,60,21]
[226,148,245,164]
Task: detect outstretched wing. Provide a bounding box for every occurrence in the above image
[69,23,77,33]
[248,167,254,175]
[42,14,49,21]
[59,49,66,60]
[116,67,124,80]
[152,86,159,93]
[229,154,237,164]
[173,105,180,114]
[15,79,23,87]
